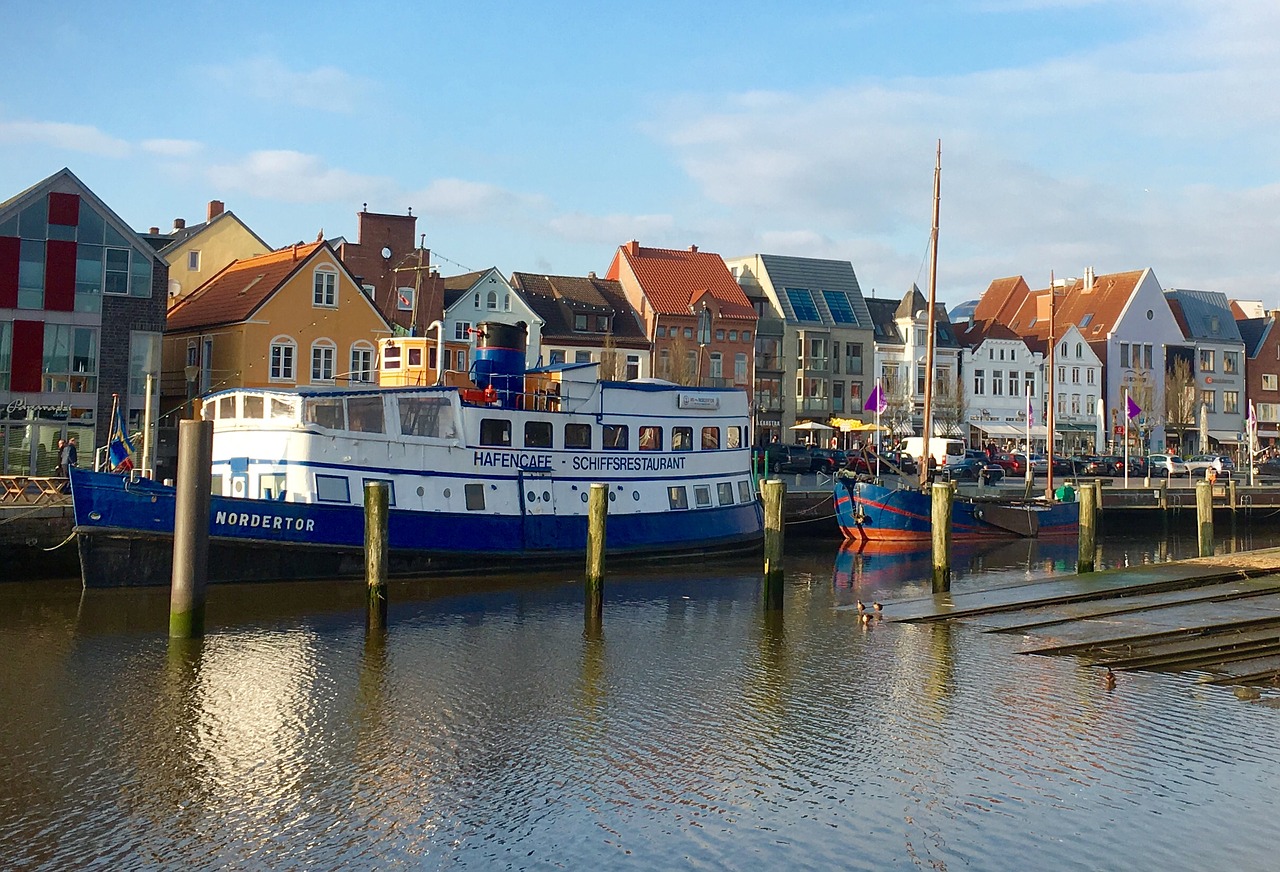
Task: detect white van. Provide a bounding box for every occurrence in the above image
[901,436,965,468]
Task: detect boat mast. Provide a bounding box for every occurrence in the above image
[1045,270,1057,499]
[920,140,941,488]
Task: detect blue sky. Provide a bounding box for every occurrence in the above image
[3,0,1278,309]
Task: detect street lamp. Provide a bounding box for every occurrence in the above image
[695,303,712,387]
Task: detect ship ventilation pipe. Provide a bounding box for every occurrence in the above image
[427,320,445,385]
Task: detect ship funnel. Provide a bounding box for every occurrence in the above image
[473,320,527,407]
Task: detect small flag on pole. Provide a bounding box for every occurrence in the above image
[1249,399,1257,429]
[107,406,135,472]
[864,384,887,414]
[1126,395,1142,420]
[1026,394,1034,427]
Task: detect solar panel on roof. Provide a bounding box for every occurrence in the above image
[785,288,821,322]
[822,290,858,324]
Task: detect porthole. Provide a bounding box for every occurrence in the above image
[443,487,451,498]
[608,491,616,502]
[1146,309,1154,320]
[632,491,640,501]
[416,486,425,497]
[527,490,537,502]
[581,492,589,503]
[542,490,551,501]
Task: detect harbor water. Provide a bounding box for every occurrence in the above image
[3,524,1279,870]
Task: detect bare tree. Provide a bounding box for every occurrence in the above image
[667,336,697,386]
[599,332,620,381]
[1164,357,1196,453]
[881,367,914,438]
[932,368,966,437]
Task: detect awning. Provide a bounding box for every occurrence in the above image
[973,423,1022,437]
[1209,429,1243,443]
[1258,429,1280,439]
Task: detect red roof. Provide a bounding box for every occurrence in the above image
[167,243,324,331]
[979,269,1146,344]
[605,241,756,321]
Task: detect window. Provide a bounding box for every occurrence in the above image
[672,427,693,451]
[1087,369,1095,385]
[1119,342,1130,367]
[1201,389,1216,413]
[667,486,689,509]
[409,348,422,367]
[565,423,592,448]
[717,482,735,505]
[270,337,296,381]
[103,247,128,296]
[596,315,609,332]
[382,344,401,371]
[1144,344,1153,369]
[464,483,485,511]
[187,250,200,271]
[1076,343,1083,358]
[1060,342,1067,357]
[727,426,742,449]
[480,418,512,446]
[845,343,863,375]
[992,371,1003,396]
[260,472,286,500]
[1057,392,1066,414]
[525,421,553,448]
[486,290,498,310]
[41,325,98,393]
[735,353,748,384]
[1071,394,1081,415]
[304,398,344,429]
[1199,348,1215,372]
[473,292,481,308]
[455,321,471,341]
[574,314,588,331]
[738,480,752,503]
[1224,390,1239,414]
[1008,370,1020,397]
[743,330,752,342]
[313,269,337,306]
[701,427,720,450]
[243,395,264,418]
[397,287,414,311]
[832,381,844,412]
[709,352,723,379]
[310,341,336,383]
[683,327,693,339]
[315,474,350,503]
[626,355,640,380]
[850,382,862,406]
[973,369,985,395]
[504,293,511,312]
[916,363,926,395]
[399,396,455,438]
[575,351,592,363]
[1086,394,1096,413]
[350,343,375,383]
[362,479,396,507]
[347,396,384,433]
[1263,374,1278,391]
[1072,367,1080,383]
[549,350,565,365]
[729,330,738,342]
[694,485,712,508]
[657,326,667,338]
[603,424,628,449]
[715,329,725,341]
[637,425,663,450]
[1025,372,1035,396]
[1224,352,1239,374]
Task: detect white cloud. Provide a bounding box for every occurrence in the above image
[412,178,549,223]
[547,212,678,247]
[203,56,373,113]
[141,138,202,158]
[207,150,393,203]
[0,119,130,158]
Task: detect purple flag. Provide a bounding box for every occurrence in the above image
[1249,399,1257,428]
[1126,396,1142,420]
[1025,394,1034,427]
[864,384,887,414]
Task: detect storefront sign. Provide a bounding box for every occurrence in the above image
[4,399,72,419]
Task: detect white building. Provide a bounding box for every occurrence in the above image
[441,268,545,370]
[956,323,1045,449]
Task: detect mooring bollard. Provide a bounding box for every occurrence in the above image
[762,479,785,607]
[170,419,213,639]
[586,482,607,617]
[365,481,389,631]
[1196,479,1214,557]
[1077,482,1097,573]
[931,482,953,592]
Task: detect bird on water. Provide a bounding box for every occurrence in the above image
[1104,668,1117,691]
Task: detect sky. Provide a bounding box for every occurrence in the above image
[3,0,1279,312]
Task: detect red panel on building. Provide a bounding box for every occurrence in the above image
[48,192,80,226]
[10,319,44,392]
[0,236,18,308]
[44,240,76,311]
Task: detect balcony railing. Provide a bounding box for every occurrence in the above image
[799,357,829,373]
[754,395,783,412]
[756,354,784,371]
[799,397,830,412]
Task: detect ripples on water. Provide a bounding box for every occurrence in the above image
[1,527,1278,870]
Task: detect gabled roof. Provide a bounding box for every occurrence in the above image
[157,211,272,257]
[166,242,333,331]
[1236,316,1270,358]
[955,320,1024,349]
[510,272,648,344]
[971,276,1031,325]
[1163,288,1243,343]
[441,269,492,309]
[865,297,904,344]
[998,269,1147,342]
[751,254,872,328]
[606,241,755,320]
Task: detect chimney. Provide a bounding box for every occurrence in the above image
[207,200,225,221]
[689,244,698,253]
[148,227,159,236]
[173,218,186,231]
[587,271,597,279]
[624,240,640,256]
[1083,266,1095,293]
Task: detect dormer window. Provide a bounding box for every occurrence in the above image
[574,313,588,331]
[596,315,609,332]
[313,269,337,307]
[486,290,498,310]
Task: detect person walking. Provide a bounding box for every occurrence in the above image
[61,436,78,471]
[54,438,66,477]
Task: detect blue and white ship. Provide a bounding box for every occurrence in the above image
[70,322,763,587]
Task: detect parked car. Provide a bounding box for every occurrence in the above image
[1255,457,1280,479]
[877,450,918,476]
[1146,453,1188,477]
[844,449,879,475]
[776,444,817,474]
[1079,455,1113,476]
[810,448,845,473]
[1185,454,1235,476]
[937,456,1005,483]
[991,452,1028,476]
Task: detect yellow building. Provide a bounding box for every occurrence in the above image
[162,241,393,420]
[154,201,272,303]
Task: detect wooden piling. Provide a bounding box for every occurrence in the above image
[1196,480,1214,557]
[1077,481,1097,573]
[169,419,213,639]
[365,480,389,631]
[931,482,953,592]
[762,479,785,607]
[586,482,607,616]
[1093,480,1104,535]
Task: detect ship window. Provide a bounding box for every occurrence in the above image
[408,347,422,367]
[738,480,752,503]
[316,474,350,503]
[270,397,296,420]
[701,427,720,450]
[638,425,663,451]
[525,420,552,448]
[603,424,628,450]
[304,398,344,430]
[209,474,224,496]
[464,483,485,510]
[479,418,512,446]
[667,486,689,509]
[400,396,455,439]
[717,482,735,505]
[362,478,395,506]
[260,473,286,500]
[218,395,235,418]
[243,395,264,418]
[672,427,693,451]
[726,426,741,449]
[694,485,712,507]
[565,423,592,449]
[383,344,401,370]
[347,396,385,433]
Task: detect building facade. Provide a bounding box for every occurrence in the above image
[1237,309,1280,449]
[1165,288,1247,454]
[442,268,544,372]
[509,271,650,378]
